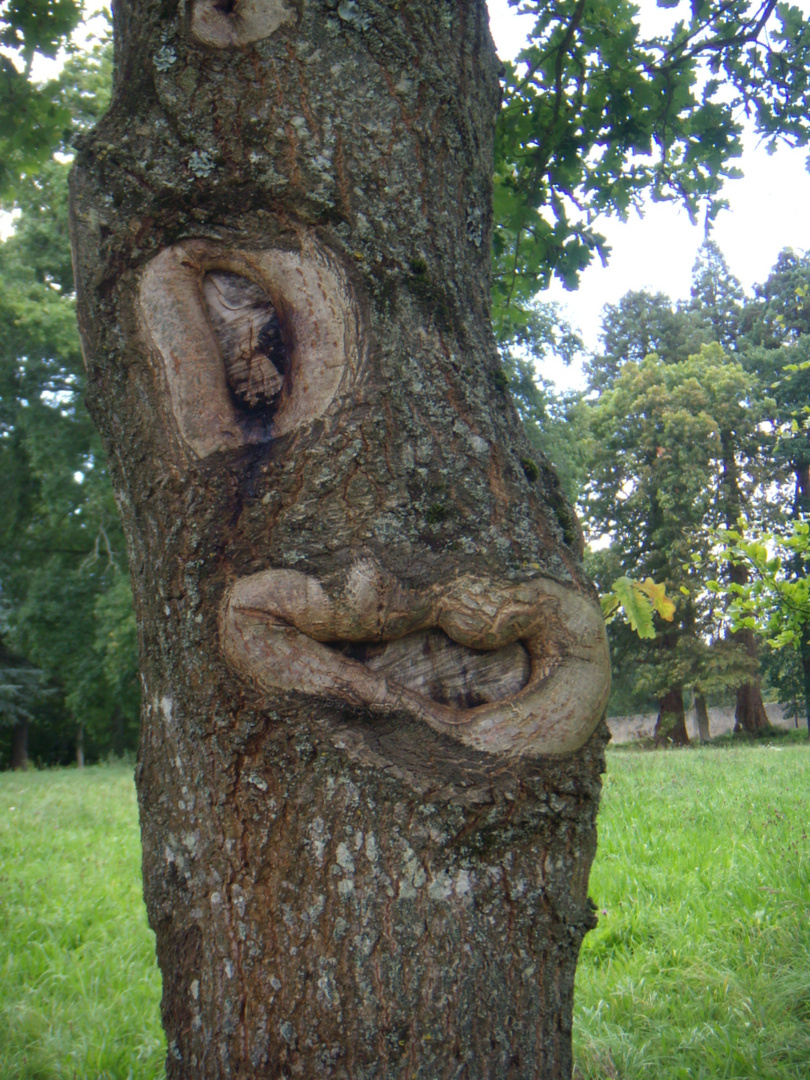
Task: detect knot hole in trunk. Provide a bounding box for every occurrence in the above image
[202,271,288,418]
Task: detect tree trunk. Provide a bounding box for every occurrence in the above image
[733,662,772,736]
[719,429,770,735]
[76,721,85,768]
[694,691,710,742]
[70,3,611,1077]
[655,685,689,747]
[11,718,28,770]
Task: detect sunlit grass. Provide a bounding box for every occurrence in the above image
[1,742,808,1079]
[0,764,165,1080]
[575,738,810,1080]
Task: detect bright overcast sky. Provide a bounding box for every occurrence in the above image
[486,0,810,389]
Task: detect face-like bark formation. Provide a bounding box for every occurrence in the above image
[139,234,608,759]
[70,1,610,1076]
[139,239,356,456]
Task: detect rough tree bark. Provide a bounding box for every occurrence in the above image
[70,2,611,1077]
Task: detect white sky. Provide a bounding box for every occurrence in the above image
[486,0,810,389]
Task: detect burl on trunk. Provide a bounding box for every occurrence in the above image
[70,2,611,1077]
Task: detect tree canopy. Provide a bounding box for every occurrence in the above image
[493,0,810,334]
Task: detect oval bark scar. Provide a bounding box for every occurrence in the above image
[191,0,294,48]
[138,238,359,458]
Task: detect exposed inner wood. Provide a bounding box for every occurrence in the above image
[331,629,531,709]
[202,271,286,412]
[139,239,356,457]
[191,0,294,48]
[221,563,611,756]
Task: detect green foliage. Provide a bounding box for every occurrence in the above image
[0,645,48,728]
[689,238,746,349]
[586,288,707,390]
[497,299,592,503]
[0,39,137,763]
[602,575,675,639]
[711,520,810,649]
[0,1,86,199]
[493,0,810,331]
[582,341,764,706]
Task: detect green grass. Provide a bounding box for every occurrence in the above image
[0,764,165,1080]
[575,739,810,1080]
[1,745,808,1079]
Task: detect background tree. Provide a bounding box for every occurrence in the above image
[704,253,810,730]
[0,612,49,769]
[498,299,591,505]
[0,0,84,197]
[585,288,706,390]
[582,344,759,743]
[686,241,773,733]
[0,40,139,767]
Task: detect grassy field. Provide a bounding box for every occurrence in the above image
[0,765,165,1080]
[1,740,808,1080]
[576,737,810,1080]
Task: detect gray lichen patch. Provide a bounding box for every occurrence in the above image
[188,150,216,178]
[332,0,373,31]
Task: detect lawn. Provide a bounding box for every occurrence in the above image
[575,738,810,1080]
[0,765,165,1080]
[1,739,808,1079]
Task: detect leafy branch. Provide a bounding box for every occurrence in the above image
[709,521,810,648]
[602,575,676,639]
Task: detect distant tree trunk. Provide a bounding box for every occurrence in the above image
[655,685,689,746]
[70,2,611,1077]
[800,624,810,741]
[110,705,126,757]
[11,719,28,770]
[719,430,770,734]
[733,668,772,736]
[694,691,711,742]
[793,464,810,739]
[76,722,85,768]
